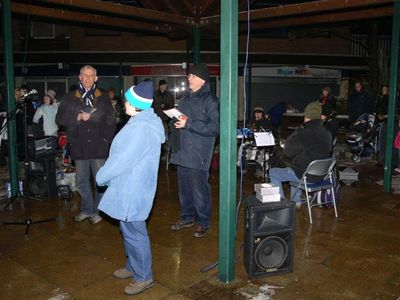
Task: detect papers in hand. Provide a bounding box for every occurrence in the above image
[254,132,275,146]
[163,108,186,120]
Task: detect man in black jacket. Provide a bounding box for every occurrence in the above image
[348,81,373,123]
[152,79,175,120]
[152,79,175,157]
[56,65,116,224]
[269,101,332,205]
[169,64,219,238]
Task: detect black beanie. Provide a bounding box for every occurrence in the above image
[189,64,209,82]
[159,79,167,86]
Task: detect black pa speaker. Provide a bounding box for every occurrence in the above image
[244,196,295,278]
[27,137,57,160]
[29,155,57,199]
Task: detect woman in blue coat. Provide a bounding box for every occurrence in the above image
[96,81,165,296]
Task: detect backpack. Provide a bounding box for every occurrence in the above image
[316,168,341,209]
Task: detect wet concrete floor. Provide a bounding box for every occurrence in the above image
[0,159,399,299]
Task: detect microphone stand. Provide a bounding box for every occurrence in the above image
[2,98,55,234]
[1,102,23,208]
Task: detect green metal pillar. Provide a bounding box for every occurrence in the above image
[219,0,238,283]
[2,0,19,196]
[193,26,200,64]
[384,0,400,192]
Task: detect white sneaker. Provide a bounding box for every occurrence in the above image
[89,214,102,224]
[113,268,133,279]
[124,279,153,295]
[74,212,91,222]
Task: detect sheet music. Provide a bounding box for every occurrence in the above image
[254,132,275,146]
[163,108,186,120]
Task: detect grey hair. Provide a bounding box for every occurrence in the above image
[80,65,97,76]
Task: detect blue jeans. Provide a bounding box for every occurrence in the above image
[269,167,302,202]
[177,166,211,228]
[75,159,105,214]
[120,221,152,282]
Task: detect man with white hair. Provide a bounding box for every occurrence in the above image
[56,65,116,224]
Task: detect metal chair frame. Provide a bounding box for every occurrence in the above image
[290,158,338,224]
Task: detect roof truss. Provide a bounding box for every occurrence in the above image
[2,0,395,38]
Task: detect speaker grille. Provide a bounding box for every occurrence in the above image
[30,175,48,197]
[254,236,288,270]
[244,196,295,278]
[29,155,57,199]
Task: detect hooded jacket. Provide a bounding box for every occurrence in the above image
[169,82,219,171]
[96,109,165,222]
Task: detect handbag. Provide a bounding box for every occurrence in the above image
[394,131,400,149]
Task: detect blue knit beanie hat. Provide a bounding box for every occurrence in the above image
[124,81,153,110]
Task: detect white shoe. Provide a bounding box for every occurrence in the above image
[113,268,133,279]
[89,214,102,224]
[124,279,153,295]
[74,212,91,222]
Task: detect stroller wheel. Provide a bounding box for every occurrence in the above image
[352,154,361,163]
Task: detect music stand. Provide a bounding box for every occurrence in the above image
[1,93,55,234]
[254,131,275,182]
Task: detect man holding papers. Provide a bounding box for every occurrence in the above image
[169,64,220,238]
[56,65,116,224]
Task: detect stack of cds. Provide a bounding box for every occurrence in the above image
[254,183,281,203]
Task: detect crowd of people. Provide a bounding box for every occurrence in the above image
[249,81,400,204]
[1,66,400,295]
[2,64,217,296]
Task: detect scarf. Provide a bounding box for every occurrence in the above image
[320,96,329,106]
[78,81,96,107]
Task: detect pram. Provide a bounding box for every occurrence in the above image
[345,113,380,163]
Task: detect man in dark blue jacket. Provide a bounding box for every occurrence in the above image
[169,64,220,238]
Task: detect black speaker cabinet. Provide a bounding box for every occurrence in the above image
[27,137,57,160]
[29,154,57,199]
[244,196,295,278]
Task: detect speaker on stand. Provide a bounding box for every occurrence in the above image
[244,196,295,278]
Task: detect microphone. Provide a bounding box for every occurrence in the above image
[21,89,38,99]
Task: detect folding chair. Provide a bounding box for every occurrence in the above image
[290,158,338,224]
